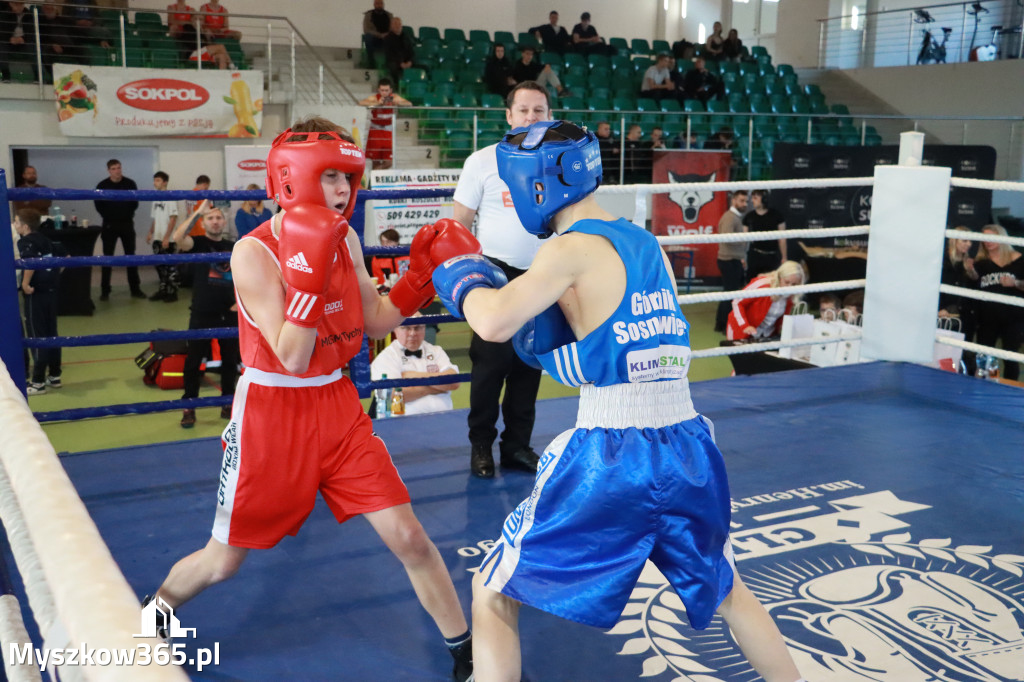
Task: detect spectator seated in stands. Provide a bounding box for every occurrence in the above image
[370,313,461,416]
[623,124,650,185]
[704,128,734,150]
[383,15,414,83]
[484,43,514,98]
[199,1,242,42]
[647,126,667,150]
[531,10,570,55]
[188,40,231,69]
[65,0,111,48]
[571,12,613,56]
[683,57,721,103]
[0,1,35,81]
[722,28,743,62]
[841,289,865,323]
[595,120,619,183]
[640,53,679,103]
[672,37,695,60]
[234,183,272,239]
[512,45,565,96]
[674,130,700,149]
[667,56,687,98]
[704,21,725,60]
[38,2,81,67]
[167,1,195,37]
[362,0,392,59]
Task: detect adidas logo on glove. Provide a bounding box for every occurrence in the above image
[285,252,314,274]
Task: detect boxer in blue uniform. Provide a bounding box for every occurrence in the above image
[432,121,803,682]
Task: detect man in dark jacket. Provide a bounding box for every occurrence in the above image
[382,15,414,84]
[0,1,34,81]
[94,158,144,300]
[531,11,570,54]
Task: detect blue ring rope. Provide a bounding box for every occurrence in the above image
[4,184,467,415]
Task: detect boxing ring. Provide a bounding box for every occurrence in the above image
[2,133,1024,681]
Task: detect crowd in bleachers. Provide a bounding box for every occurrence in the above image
[361,13,884,173]
[0,1,247,83]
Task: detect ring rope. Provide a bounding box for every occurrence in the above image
[596,177,876,194]
[948,178,1024,192]
[0,361,186,681]
[690,333,863,359]
[22,327,238,350]
[4,187,456,202]
[34,395,233,424]
[933,334,1024,364]
[658,225,868,246]
[941,230,1024,248]
[16,251,230,270]
[939,284,1024,308]
[0,464,53,682]
[678,279,867,306]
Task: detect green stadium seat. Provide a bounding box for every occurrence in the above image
[776,63,795,77]
[612,96,637,111]
[564,52,587,71]
[804,84,823,98]
[457,67,483,84]
[432,82,457,100]
[750,46,769,59]
[609,37,630,55]
[610,55,632,72]
[469,29,490,43]
[831,103,851,116]
[810,100,829,115]
[611,72,635,91]
[719,62,739,75]
[560,96,585,111]
[444,28,467,44]
[633,56,653,73]
[684,99,706,113]
[587,54,611,71]
[134,11,163,27]
[588,68,612,89]
[431,68,456,83]
[419,26,441,42]
[481,93,504,108]
[493,30,515,45]
[588,97,612,112]
[652,40,671,55]
[758,63,775,79]
[763,79,783,97]
[563,72,587,90]
[517,32,540,49]
[842,133,862,145]
[589,86,611,101]
[630,38,653,57]
[471,39,492,55]
[660,99,682,114]
[404,81,430,105]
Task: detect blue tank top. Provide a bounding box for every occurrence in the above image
[532,218,691,387]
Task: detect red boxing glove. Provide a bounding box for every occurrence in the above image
[388,219,481,317]
[279,203,349,328]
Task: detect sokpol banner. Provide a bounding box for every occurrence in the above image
[53,64,264,138]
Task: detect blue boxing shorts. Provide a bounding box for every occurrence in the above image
[477,379,735,630]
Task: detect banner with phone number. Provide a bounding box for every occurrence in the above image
[52,64,263,138]
[366,169,461,245]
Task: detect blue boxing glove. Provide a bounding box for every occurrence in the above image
[512,318,543,370]
[432,254,508,319]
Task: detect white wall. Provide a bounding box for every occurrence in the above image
[776,0,831,67]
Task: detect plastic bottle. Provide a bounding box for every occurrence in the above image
[70,210,78,228]
[390,386,405,416]
[975,355,988,380]
[375,374,392,418]
[52,206,63,230]
[987,355,1000,381]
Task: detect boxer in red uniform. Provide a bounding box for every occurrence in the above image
[146,116,480,680]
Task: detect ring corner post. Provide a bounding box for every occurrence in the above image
[0,171,28,395]
[862,132,950,364]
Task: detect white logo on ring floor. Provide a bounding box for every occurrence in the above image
[459,483,1024,680]
[605,485,1024,681]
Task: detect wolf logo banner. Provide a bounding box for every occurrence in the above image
[651,151,732,281]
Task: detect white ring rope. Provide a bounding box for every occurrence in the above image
[949,177,1024,192]
[934,334,1024,365]
[0,592,41,682]
[659,225,868,246]
[596,177,876,195]
[690,333,863,359]
[942,229,1024,248]
[0,361,187,681]
[939,284,1024,308]
[679,280,867,306]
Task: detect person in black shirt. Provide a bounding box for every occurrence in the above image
[382,15,414,84]
[743,190,787,279]
[94,158,144,300]
[682,57,721,104]
[722,28,744,62]
[171,201,240,428]
[511,45,564,95]
[594,120,619,184]
[531,10,570,54]
[0,1,34,81]
[38,2,80,66]
[571,11,612,56]
[14,208,65,395]
[973,224,1024,380]
[362,0,392,58]
[484,43,514,97]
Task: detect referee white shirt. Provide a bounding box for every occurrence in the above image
[452,85,551,269]
[371,337,459,415]
[453,145,540,269]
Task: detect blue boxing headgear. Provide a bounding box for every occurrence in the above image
[496,120,602,237]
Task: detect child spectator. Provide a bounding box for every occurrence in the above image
[146,170,180,302]
[15,208,65,395]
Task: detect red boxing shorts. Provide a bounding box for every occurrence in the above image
[213,368,410,549]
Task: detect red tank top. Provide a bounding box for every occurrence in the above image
[200,3,226,29]
[237,220,365,377]
[168,4,195,23]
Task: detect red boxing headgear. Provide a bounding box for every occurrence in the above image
[265,128,365,218]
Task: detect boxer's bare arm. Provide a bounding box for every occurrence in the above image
[231,239,317,374]
[344,229,406,338]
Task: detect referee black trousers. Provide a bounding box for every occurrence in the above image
[467,259,541,456]
[100,220,141,294]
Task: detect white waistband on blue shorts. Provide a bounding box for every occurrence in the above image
[241,366,344,388]
[576,379,697,430]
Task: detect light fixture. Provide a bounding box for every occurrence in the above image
[698,22,706,43]
[681,0,687,19]
[852,6,860,30]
